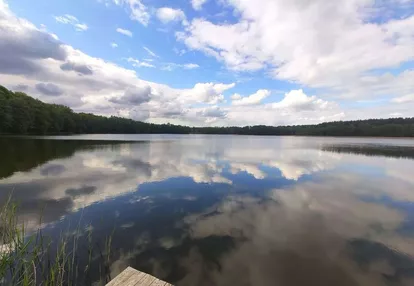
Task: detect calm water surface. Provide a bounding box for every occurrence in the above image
[1,135,414,285]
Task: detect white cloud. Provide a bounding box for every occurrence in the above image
[183,63,199,69]
[127,57,155,68]
[0,1,240,126]
[140,62,155,68]
[183,82,235,104]
[156,7,186,24]
[36,82,64,96]
[330,70,414,100]
[109,86,152,105]
[191,0,207,11]
[143,46,158,58]
[112,0,149,26]
[0,0,8,11]
[3,0,414,127]
[54,14,77,24]
[391,94,414,103]
[111,42,118,48]
[231,93,241,100]
[232,89,270,106]
[177,0,414,100]
[226,90,343,126]
[197,106,227,120]
[161,62,200,70]
[272,89,330,111]
[116,28,133,37]
[74,23,88,31]
[54,14,88,31]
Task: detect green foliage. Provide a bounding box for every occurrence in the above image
[1,84,414,137]
[0,87,13,133]
[0,85,191,135]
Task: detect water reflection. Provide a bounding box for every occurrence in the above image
[323,144,414,159]
[1,136,414,285]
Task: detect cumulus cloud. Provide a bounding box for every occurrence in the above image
[231,94,241,100]
[109,86,152,105]
[3,0,414,126]
[112,0,149,26]
[156,7,186,24]
[183,82,235,104]
[197,106,227,119]
[116,28,133,37]
[232,89,270,106]
[151,102,187,119]
[0,5,67,75]
[191,0,207,11]
[1,0,234,125]
[111,42,118,48]
[54,14,88,31]
[177,0,414,100]
[226,90,343,126]
[272,89,330,111]
[60,61,93,75]
[35,83,64,96]
[329,70,414,100]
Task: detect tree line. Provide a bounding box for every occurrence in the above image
[0,85,190,134]
[1,85,414,137]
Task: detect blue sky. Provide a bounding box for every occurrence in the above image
[1,0,414,126]
[9,0,277,90]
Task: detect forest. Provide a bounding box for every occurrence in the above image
[1,85,414,137]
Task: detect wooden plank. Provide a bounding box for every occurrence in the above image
[149,280,167,286]
[123,271,147,286]
[106,267,137,286]
[138,273,157,285]
[106,266,173,286]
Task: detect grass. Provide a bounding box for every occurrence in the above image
[0,197,113,285]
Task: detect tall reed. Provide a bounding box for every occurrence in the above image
[0,198,113,285]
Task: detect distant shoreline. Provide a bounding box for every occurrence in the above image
[2,134,414,140]
[1,85,414,137]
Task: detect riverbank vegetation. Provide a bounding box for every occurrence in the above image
[1,85,414,137]
[0,198,112,285]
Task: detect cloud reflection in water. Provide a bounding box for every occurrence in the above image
[1,136,414,285]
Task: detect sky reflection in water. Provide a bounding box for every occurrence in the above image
[1,135,414,285]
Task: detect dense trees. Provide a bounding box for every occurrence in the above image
[0,85,190,134]
[1,85,414,137]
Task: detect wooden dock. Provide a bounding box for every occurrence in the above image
[106,267,173,286]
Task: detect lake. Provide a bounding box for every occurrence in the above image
[1,135,414,286]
